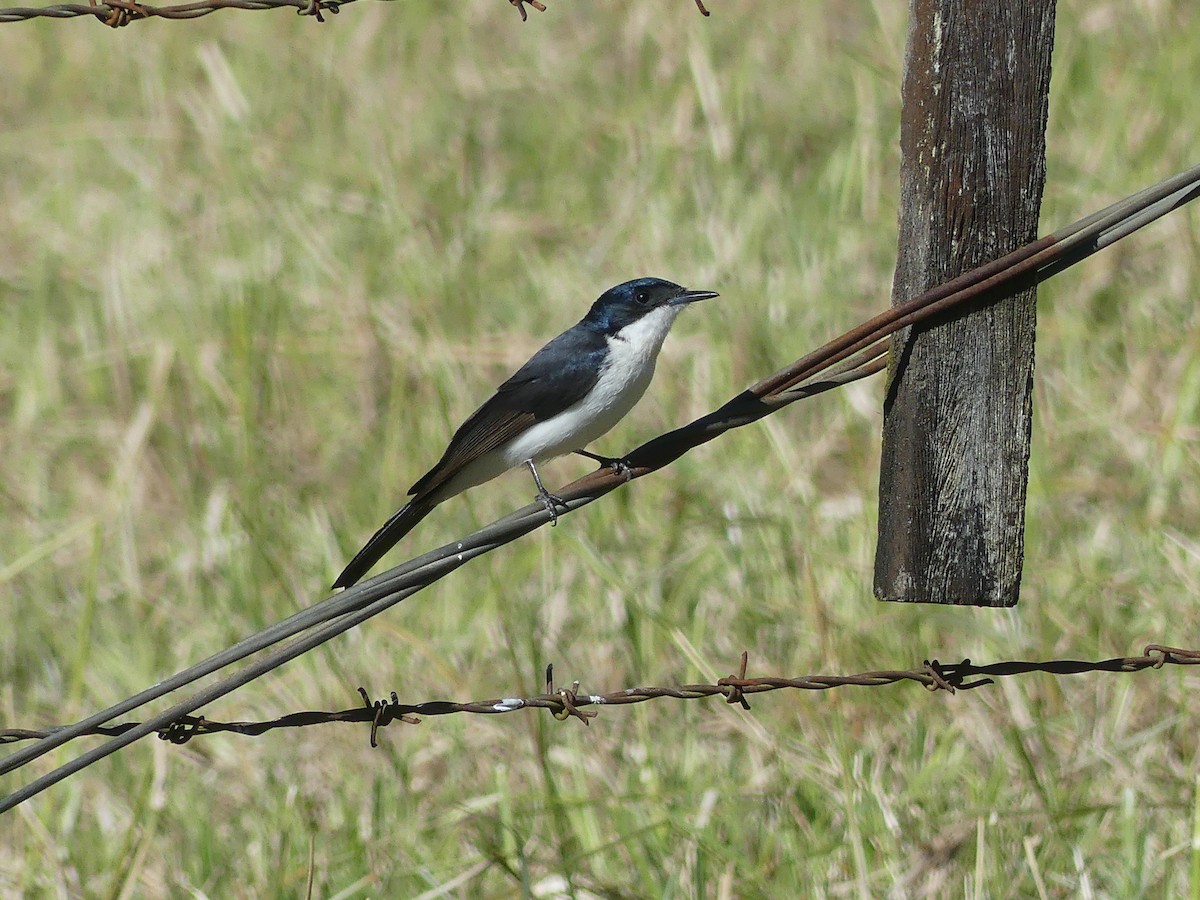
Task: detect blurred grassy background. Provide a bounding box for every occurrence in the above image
[1,0,1198,895]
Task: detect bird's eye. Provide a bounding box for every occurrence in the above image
[635,291,650,304]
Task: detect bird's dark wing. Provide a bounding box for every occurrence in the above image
[408,325,606,498]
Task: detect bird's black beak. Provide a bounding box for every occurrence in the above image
[670,288,720,306]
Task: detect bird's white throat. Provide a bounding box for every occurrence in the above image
[601,303,682,396]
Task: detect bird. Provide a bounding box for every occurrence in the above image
[332,276,719,588]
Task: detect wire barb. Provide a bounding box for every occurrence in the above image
[357,688,420,747]
[90,0,147,26]
[1144,644,1200,666]
[717,650,752,709]
[298,0,335,21]
[554,681,595,724]
[508,0,544,22]
[921,660,959,693]
[158,716,204,744]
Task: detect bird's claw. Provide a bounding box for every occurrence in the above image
[573,449,633,482]
[538,489,569,526]
[526,459,569,526]
[608,458,634,482]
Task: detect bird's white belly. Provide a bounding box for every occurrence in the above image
[505,338,658,464]
[436,304,678,501]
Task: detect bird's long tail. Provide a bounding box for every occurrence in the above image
[332,498,437,589]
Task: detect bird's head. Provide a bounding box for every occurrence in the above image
[584,277,719,335]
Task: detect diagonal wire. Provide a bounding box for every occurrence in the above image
[2,164,1198,813]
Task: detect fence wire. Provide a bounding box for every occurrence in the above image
[4,645,1198,749]
[0,0,710,27]
[2,164,1198,815]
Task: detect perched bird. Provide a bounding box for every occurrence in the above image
[333,277,718,588]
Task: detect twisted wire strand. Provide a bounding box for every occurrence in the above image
[0,0,710,26]
[3,645,1195,746]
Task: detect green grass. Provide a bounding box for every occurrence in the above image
[2,0,1199,895]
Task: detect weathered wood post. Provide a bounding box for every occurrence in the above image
[874,1,1057,606]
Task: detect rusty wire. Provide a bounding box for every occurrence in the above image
[2,165,1199,814]
[0,0,711,26]
[3,0,341,25]
[3,645,1197,748]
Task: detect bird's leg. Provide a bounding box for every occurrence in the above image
[525,460,569,525]
[573,448,633,482]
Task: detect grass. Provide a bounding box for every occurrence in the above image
[1,0,1199,896]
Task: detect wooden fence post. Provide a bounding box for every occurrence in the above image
[874,0,1057,606]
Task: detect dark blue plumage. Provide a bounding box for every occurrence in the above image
[333,277,717,588]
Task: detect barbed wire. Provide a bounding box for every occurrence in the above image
[0,0,710,27]
[2,165,1198,814]
[4,645,1197,748]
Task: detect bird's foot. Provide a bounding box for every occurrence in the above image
[537,487,570,526]
[526,459,570,526]
[573,449,633,482]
